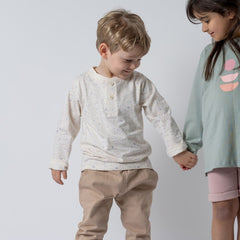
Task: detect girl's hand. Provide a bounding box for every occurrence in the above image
[51,169,67,185]
[180,164,190,171]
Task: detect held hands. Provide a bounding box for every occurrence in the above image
[51,169,67,185]
[173,150,198,171]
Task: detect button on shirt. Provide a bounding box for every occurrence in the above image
[50,67,187,171]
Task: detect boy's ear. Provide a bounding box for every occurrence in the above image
[98,43,110,58]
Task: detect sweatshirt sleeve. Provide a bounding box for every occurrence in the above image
[141,78,187,157]
[183,49,206,154]
[49,79,81,170]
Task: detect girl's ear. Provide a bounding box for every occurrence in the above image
[98,43,111,59]
[227,10,236,20]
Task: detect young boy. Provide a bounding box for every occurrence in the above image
[49,9,197,240]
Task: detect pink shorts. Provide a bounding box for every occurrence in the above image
[207,167,240,202]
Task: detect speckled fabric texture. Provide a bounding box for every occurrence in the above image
[50,67,187,171]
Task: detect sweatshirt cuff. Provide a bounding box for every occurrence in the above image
[167,143,188,157]
[49,159,69,171]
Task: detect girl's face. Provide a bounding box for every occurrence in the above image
[194,11,235,41]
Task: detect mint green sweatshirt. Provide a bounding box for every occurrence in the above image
[184,38,240,173]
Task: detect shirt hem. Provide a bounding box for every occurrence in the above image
[80,157,152,171]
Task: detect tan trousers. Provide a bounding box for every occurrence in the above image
[75,168,158,240]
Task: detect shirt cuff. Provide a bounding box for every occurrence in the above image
[167,143,188,157]
[49,159,69,170]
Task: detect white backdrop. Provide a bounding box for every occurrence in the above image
[1,0,214,239]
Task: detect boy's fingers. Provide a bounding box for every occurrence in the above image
[188,160,197,168]
[189,153,197,160]
[186,151,197,159]
[192,155,198,160]
[52,170,64,185]
[62,171,67,180]
[56,178,64,185]
[54,176,63,185]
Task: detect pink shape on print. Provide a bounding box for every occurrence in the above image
[221,72,239,82]
[224,59,236,71]
[220,82,239,92]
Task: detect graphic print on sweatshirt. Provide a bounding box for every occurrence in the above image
[220,59,239,92]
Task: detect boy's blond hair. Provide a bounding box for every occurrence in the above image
[96,9,151,54]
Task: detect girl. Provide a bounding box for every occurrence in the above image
[184,0,240,239]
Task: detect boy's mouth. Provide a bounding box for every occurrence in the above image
[124,70,132,74]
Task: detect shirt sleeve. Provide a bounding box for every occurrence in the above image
[49,79,81,170]
[141,78,187,157]
[183,49,206,154]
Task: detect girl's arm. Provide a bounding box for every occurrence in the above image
[183,49,207,154]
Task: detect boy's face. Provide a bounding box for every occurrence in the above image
[104,46,145,79]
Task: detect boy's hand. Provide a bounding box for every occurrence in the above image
[173,151,198,170]
[51,169,67,185]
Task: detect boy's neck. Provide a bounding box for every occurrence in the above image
[95,61,113,78]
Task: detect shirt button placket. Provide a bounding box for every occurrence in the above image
[106,81,117,117]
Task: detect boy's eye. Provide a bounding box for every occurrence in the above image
[124,59,141,63]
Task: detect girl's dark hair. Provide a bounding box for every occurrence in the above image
[186,0,240,80]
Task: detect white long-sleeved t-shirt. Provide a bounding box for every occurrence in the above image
[49,67,187,171]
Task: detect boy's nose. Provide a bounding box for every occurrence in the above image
[130,64,136,70]
[130,62,139,70]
